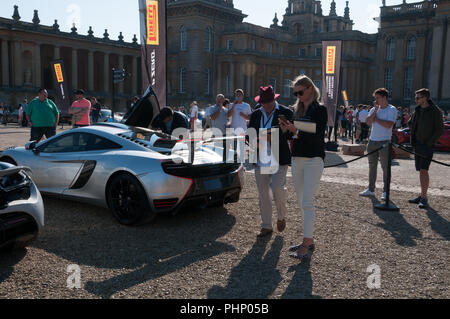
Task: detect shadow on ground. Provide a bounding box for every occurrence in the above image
[0,248,27,284]
[324,152,348,169]
[371,197,422,247]
[208,236,284,299]
[425,206,450,241]
[282,256,321,299]
[38,197,236,299]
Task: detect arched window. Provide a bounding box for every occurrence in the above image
[180,26,187,51]
[179,67,186,93]
[407,36,416,60]
[386,38,395,61]
[206,27,212,52]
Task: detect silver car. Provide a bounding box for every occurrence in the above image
[0,162,44,250]
[0,88,244,226]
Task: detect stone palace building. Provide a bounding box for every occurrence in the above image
[0,0,449,110]
[0,6,142,109]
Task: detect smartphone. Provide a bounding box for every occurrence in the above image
[278,114,287,122]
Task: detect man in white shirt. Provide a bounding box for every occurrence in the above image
[227,89,252,162]
[209,94,229,135]
[190,101,198,131]
[228,89,252,133]
[360,88,398,200]
[358,105,370,143]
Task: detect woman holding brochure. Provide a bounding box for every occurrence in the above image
[279,75,328,261]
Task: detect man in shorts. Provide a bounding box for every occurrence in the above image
[408,88,444,209]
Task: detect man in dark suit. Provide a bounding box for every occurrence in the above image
[151,106,189,135]
[248,86,293,238]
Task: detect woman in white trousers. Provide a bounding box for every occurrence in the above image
[280,75,328,260]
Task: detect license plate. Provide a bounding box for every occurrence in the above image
[203,179,223,191]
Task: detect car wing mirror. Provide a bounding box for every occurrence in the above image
[25,141,40,154]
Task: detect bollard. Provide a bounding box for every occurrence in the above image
[222,138,227,163]
[375,142,400,212]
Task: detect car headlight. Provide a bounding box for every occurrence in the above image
[0,172,32,208]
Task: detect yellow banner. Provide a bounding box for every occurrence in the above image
[326,46,336,75]
[54,63,64,83]
[342,90,348,101]
[146,0,159,45]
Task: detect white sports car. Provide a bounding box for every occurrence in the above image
[0,162,44,250]
[0,88,244,226]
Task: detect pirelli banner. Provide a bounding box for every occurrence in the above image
[139,0,167,107]
[322,41,342,127]
[50,60,71,115]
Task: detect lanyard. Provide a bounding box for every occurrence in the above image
[261,110,275,129]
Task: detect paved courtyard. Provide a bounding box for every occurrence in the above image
[0,125,449,299]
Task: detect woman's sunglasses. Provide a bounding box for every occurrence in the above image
[293,87,310,97]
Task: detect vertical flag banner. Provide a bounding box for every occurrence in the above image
[322,41,342,127]
[50,60,71,115]
[139,0,167,107]
[342,90,349,108]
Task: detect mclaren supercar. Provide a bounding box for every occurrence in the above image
[0,88,243,225]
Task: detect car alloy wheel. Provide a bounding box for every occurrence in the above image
[107,173,154,226]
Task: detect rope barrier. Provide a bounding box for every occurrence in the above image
[324,144,387,169]
[392,143,450,168]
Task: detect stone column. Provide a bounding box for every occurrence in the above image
[229,61,235,94]
[54,46,60,60]
[104,53,110,93]
[33,42,41,88]
[88,50,94,91]
[217,61,222,94]
[441,24,450,100]
[14,41,23,87]
[118,55,124,94]
[1,39,9,87]
[246,61,251,94]
[72,48,78,89]
[132,55,138,95]
[239,62,245,92]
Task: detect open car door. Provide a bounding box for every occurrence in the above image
[122,86,161,129]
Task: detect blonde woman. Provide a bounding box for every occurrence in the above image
[279,75,328,260]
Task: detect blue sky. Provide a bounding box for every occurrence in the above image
[1,0,408,42]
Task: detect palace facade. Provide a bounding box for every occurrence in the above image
[1,0,449,111]
[167,0,450,109]
[0,6,142,109]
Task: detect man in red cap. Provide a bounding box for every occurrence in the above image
[248,86,293,237]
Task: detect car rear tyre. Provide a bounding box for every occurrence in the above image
[106,173,155,226]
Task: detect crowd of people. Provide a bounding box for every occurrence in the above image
[1,79,447,262]
[326,103,416,144]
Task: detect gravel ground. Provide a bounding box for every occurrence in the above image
[0,125,449,299]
